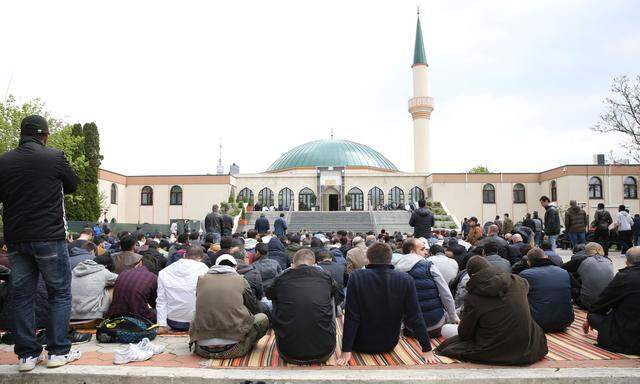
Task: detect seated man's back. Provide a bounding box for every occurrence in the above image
[106,261,157,323]
[71,259,118,320]
[519,249,574,332]
[267,249,337,364]
[577,244,615,309]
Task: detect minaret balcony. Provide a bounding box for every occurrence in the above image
[408,97,434,119]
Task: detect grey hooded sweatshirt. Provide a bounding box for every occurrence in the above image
[71,260,118,320]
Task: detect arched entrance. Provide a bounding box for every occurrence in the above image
[322,186,340,211]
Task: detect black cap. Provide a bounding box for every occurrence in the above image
[20,115,49,136]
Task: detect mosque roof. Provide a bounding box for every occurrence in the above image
[266,139,398,172]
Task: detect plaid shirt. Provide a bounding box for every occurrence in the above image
[107,266,157,322]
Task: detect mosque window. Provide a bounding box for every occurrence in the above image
[348,187,364,211]
[141,186,153,206]
[237,188,254,203]
[409,186,425,203]
[482,184,495,204]
[258,188,274,207]
[588,177,603,199]
[550,180,557,202]
[110,183,117,204]
[388,187,405,207]
[513,183,526,203]
[624,176,637,199]
[368,187,384,210]
[278,187,294,210]
[170,185,183,206]
[298,188,315,211]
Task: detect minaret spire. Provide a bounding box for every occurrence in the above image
[413,13,427,67]
[216,138,224,174]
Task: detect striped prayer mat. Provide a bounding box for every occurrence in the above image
[199,307,638,367]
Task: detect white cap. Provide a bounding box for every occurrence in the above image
[215,254,237,266]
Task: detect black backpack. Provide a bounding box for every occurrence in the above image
[96,314,158,343]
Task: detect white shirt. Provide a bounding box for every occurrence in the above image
[617,211,633,231]
[428,254,459,285]
[156,258,209,327]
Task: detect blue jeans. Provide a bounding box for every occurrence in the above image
[634,232,640,247]
[548,235,558,252]
[568,232,586,247]
[208,232,221,244]
[534,232,542,247]
[7,241,72,359]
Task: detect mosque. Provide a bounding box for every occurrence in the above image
[98,15,640,227]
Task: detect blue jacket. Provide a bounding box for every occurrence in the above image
[268,237,290,270]
[254,216,270,233]
[274,217,288,237]
[330,248,346,265]
[519,259,574,332]
[403,259,445,328]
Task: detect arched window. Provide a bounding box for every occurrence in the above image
[388,187,405,207]
[624,176,637,199]
[550,180,557,202]
[258,187,274,207]
[347,187,364,211]
[278,187,294,210]
[589,176,603,199]
[482,184,495,204]
[298,187,315,211]
[513,183,526,203]
[141,186,153,206]
[368,187,384,209]
[409,186,424,203]
[237,187,254,203]
[110,183,117,204]
[170,185,183,205]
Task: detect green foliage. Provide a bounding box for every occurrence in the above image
[241,207,246,220]
[228,193,235,204]
[344,194,352,205]
[220,202,229,212]
[0,96,102,222]
[237,201,244,209]
[468,165,490,174]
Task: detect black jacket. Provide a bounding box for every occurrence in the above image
[590,264,640,354]
[204,211,223,234]
[342,264,431,353]
[0,138,79,243]
[409,208,435,238]
[254,216,270,233]
[237,262,264,300]
[266,265,337,362]
[221,214,234,236]
[544,205,561,236]
[318,260,346,306]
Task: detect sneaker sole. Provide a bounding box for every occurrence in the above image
[46,356,80,368]
[18,365,36,372]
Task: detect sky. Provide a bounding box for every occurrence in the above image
[1,0,639,175]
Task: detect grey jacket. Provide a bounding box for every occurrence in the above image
[71,260,118,320]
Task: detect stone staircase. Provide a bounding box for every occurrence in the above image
[236,211,291,233]
[288,211,375,233]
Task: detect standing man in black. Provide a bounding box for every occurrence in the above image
[0,115,81,371]
[204,204,224,244]
[409,199,435,239]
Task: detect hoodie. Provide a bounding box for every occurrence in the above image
[71,260,118,320]
[156,258,209,326]
[617,210,633,231]
[409,208,435,238]
[268,237,289,270]
[69,247,94,270]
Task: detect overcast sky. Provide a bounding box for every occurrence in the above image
[1,1,639,175]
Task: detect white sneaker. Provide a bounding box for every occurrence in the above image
[137,338,165,355]
[113,344,153,365]
[47,350,81,368]
[18,353,44,372]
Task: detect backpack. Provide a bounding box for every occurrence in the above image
[96,314,158,343]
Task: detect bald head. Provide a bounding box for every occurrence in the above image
[512,234,523,243]
[626,246,640,266]
[488,224,499,236]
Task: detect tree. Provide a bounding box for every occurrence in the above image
[593,75,640,161]
[468,165,490,174]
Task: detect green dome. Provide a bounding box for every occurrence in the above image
[267,139,398,172]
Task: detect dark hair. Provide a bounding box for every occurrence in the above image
[504,213,509,218]
[597,203,605,209]
[177,233,189,244]
[483,241,498,255]
[619,204,626,212]
[449,230,457,238]
[119,235,136,252]
[280,213,285,217]
[539,196,550,203]
[429,244,444,255]
[367,243,392,264]
[316,250,333,263]
[80,241,98,254]
[255,242,269,257]
[204,233,214,243]
[136,232,146,241]
[159,239,171,250]
[79,227,93,236]
[310,237,324,248]
[94,255,115,272]
[247,229,258,239]
[220,236,233,249]
[541,241,552,251]
[418,199,426,208]
[189,231,199,241]
[402,238,417,254]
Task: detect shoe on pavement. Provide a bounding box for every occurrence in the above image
[113,344,153,365]
[68,329,92,344]
[137,338,165,355]
[47,350,81,368]
[18,353,44,372]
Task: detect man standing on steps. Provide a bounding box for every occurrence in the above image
[274,213,288,237]
[540,196,561,252]
[204,204,224,244]
[0,115,81,372]
[409,199,435,239]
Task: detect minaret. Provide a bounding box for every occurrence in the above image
[408,11,434,174]
[216,139,224,175]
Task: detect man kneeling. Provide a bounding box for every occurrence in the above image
[189,255,269,359]
[267,249,337,364]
